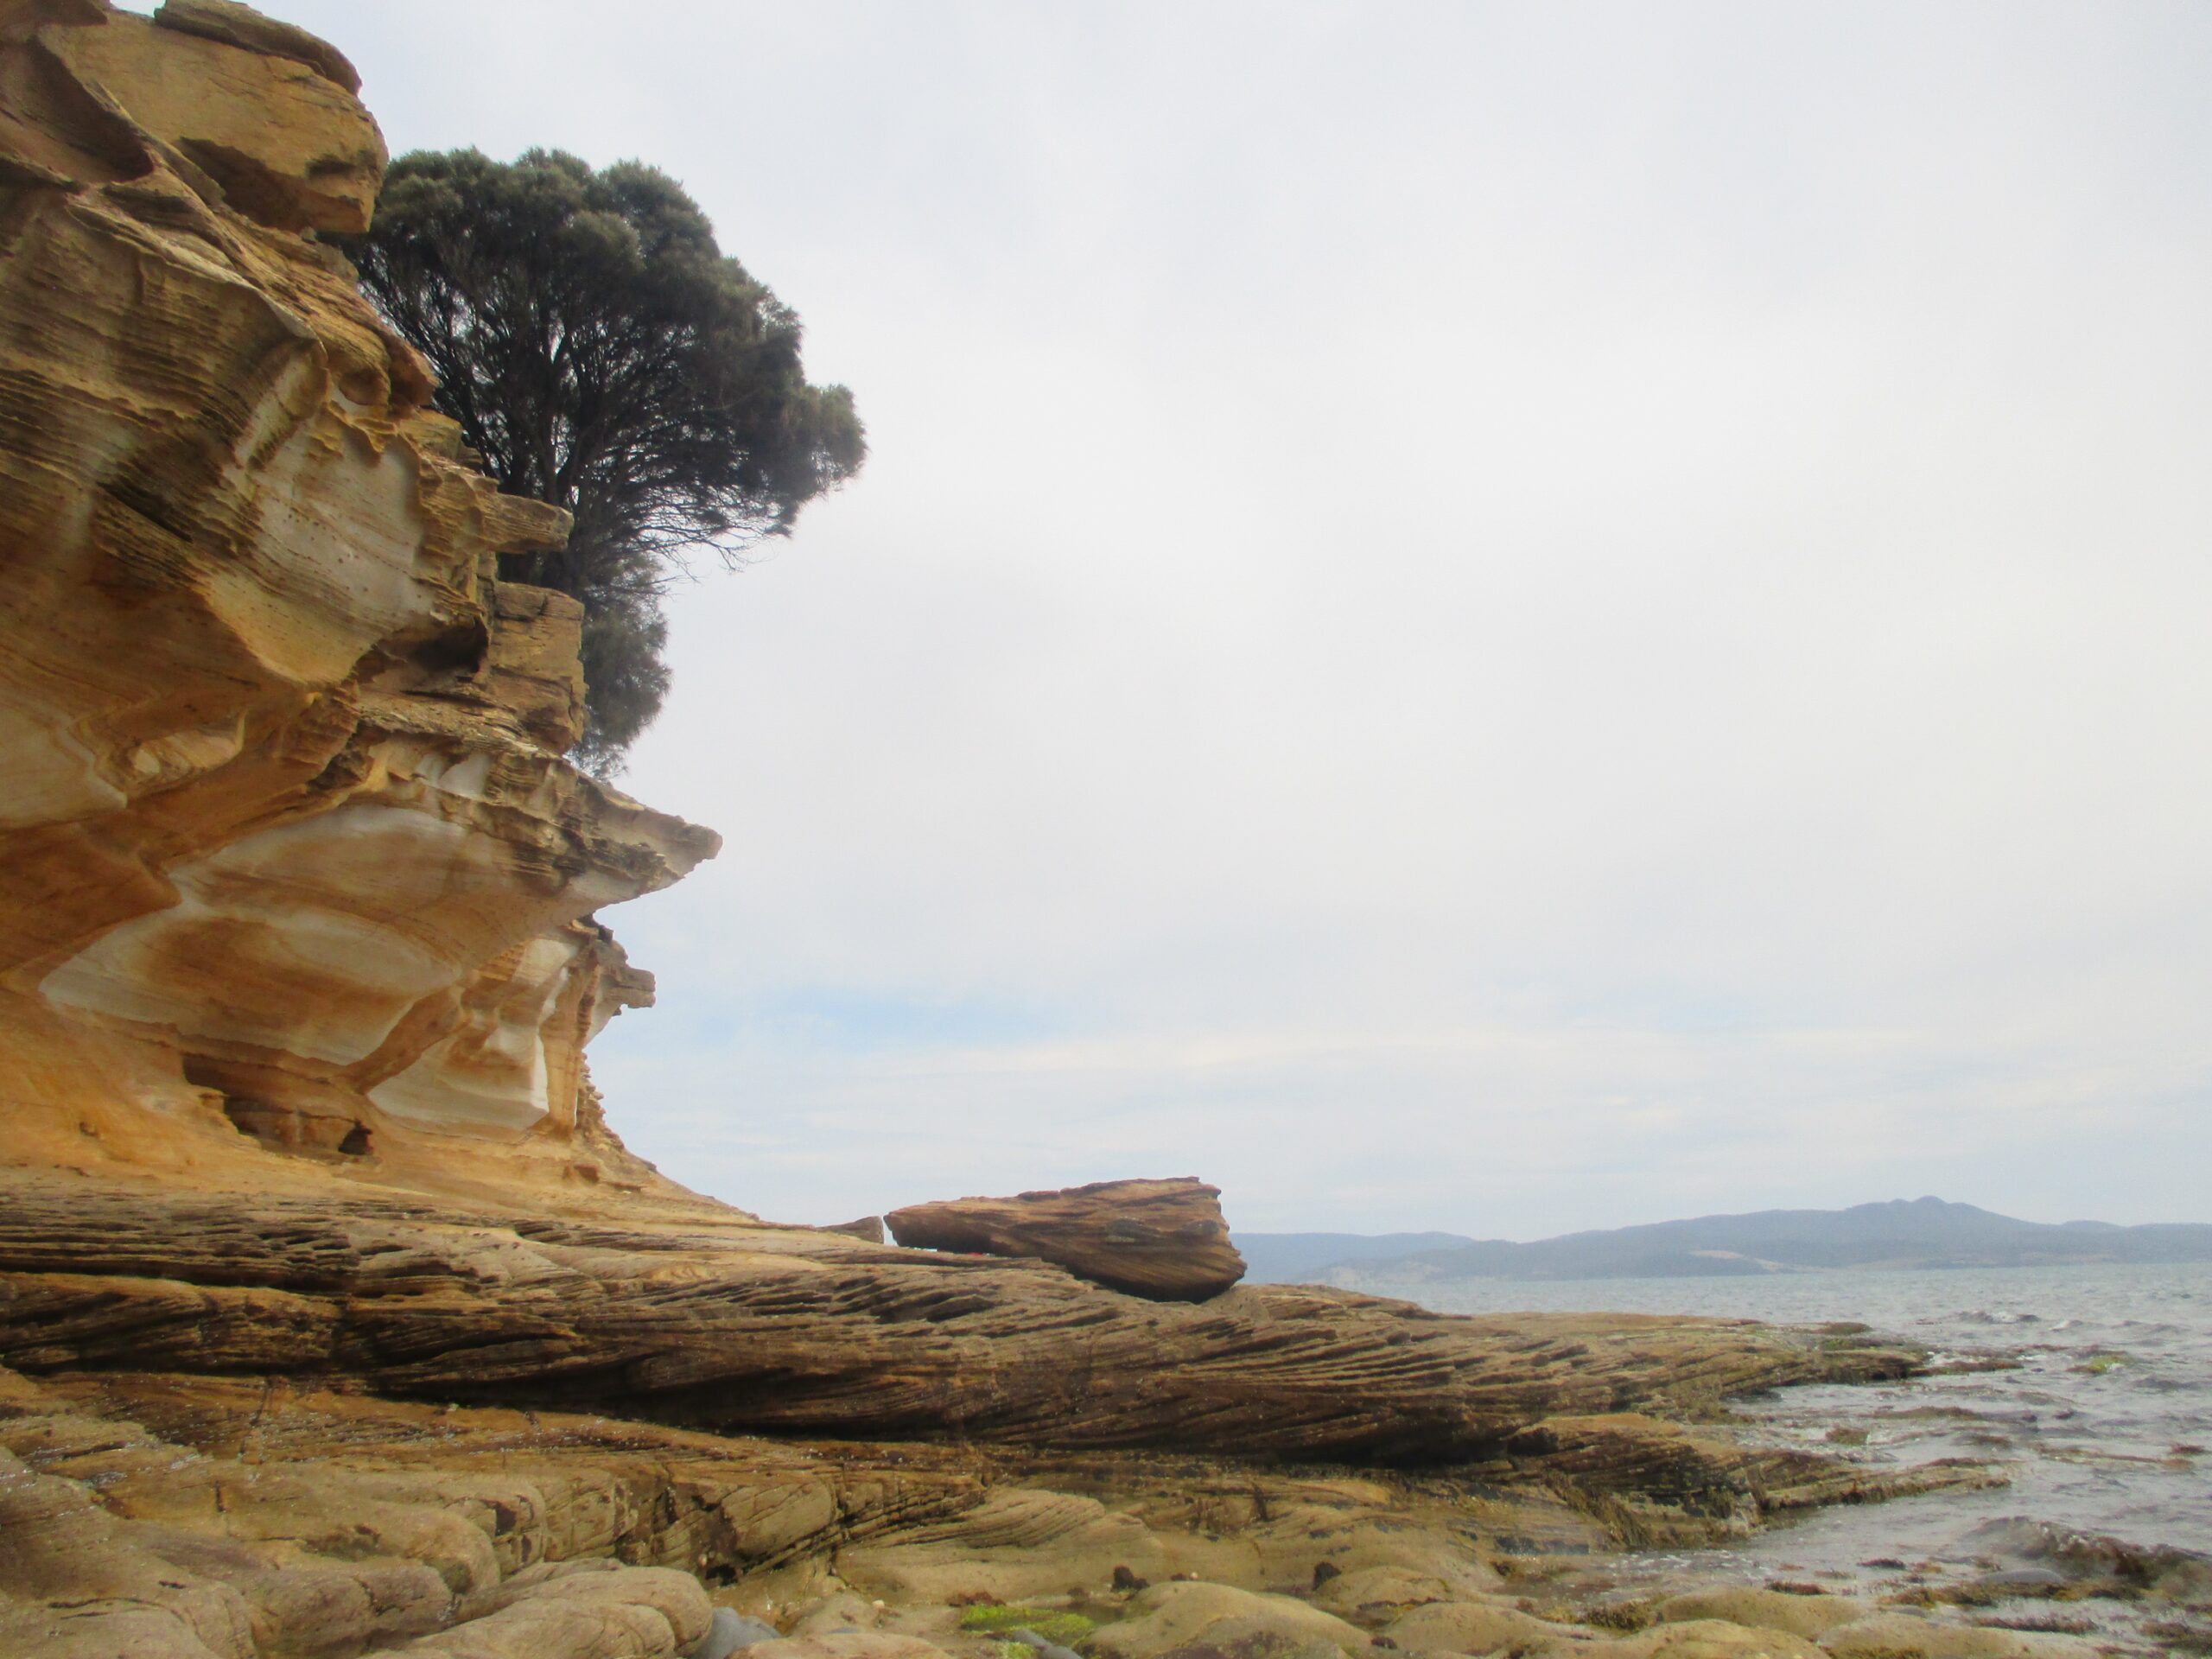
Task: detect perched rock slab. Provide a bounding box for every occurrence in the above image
[887,1178,1246,1301]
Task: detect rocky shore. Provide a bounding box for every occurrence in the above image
[0,1310,2158,1659]
[0,3,2200,1656]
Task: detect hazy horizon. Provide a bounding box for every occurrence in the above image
[251,1,2212,1235]
[1232,1193,2212,1245]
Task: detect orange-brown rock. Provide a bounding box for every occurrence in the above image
[887,1178,1247,1302]
[0,1171,1922,1467]
[0,1362,2018,1659]
[0,1363,970,1658]
[0,0,716,1192]
[153,0,362,94]
[44,3,384,231]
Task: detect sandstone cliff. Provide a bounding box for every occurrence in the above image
[0,0,718,1197]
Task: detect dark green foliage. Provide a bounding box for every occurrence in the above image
[344,148,864,769]
[577,594,671,773]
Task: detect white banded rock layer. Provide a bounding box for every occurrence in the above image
[0,0,716,1182]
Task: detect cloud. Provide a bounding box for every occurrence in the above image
[289,0,2212,1234]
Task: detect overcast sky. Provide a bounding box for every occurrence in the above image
[267,1,2210,1236]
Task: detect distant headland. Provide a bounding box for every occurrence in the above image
[1240,1197,2212,1285]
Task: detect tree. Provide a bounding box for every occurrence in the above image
[344,149,864,770]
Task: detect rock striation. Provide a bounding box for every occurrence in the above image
[0,0,717,1189]
[887,1178,1247,1302]
[0,1360,2041,1659]
[0,1172,1922,1467]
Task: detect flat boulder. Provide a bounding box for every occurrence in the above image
[887,1178,1245,1301]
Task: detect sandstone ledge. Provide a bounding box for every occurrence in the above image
[0,0,718,1186]
[0,1169,1921,1470]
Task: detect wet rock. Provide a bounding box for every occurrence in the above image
[1821,1613,2101,1659]
[1974,1570,2069,1593]
[697,1610,787,1658]
[1961,1521,2212,1603]
[1007,1629,1086,1659]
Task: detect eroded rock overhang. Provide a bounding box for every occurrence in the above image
[0,0,719,1181]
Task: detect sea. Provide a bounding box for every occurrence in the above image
[1356,1262,2211,1606]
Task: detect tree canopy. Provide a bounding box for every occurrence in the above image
[345,148,864,770]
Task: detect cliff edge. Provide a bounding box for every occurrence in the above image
[0,0,718,1203]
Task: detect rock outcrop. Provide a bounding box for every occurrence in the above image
[0,1363,949,1658]
[887,1178,1246,1302]
[0,1361,2062,1659]
[0,1172,1922,1467]
[0,0,716,1190]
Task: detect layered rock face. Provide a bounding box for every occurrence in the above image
[887,1179,1247,1302]
[0,0,716,1185]
[0,1174,1924,1465]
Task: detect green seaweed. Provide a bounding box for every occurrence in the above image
[958,1605,1099,1648]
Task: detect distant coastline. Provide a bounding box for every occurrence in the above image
[1238,1195,2212,1285]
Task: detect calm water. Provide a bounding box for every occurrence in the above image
[1354,1262,2212,1569]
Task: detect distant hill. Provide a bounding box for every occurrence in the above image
[1236,1231,1475,1285]
[1237,1198,2212,1286]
